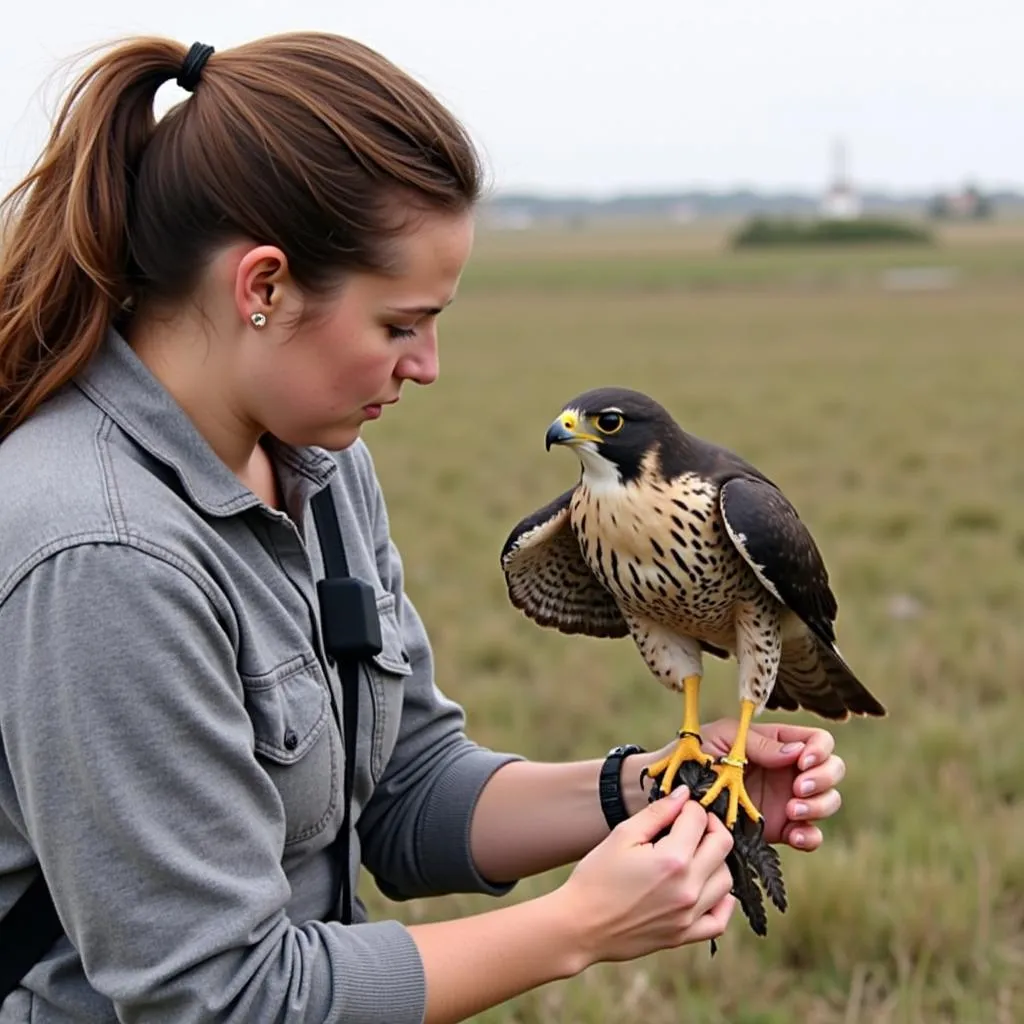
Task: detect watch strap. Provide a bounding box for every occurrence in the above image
[599,744,645,830]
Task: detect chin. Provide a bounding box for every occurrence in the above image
[274,421,363,452]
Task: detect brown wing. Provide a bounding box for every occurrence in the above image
[500,488,629,638]
[768,632,886,719]
[720,476,885,718]
[718,476,838,646]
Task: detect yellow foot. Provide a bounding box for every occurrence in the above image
[700,757,763,830]
[641,732,712,797]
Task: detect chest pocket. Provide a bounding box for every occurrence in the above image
[244,657,337,846]
[367,593,412,781]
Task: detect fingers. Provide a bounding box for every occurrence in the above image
[788,785,842,824]
[772,724,836,771]
[616,785,693,845]
[701,719,839,772]
[742,727,804,769]
[783,751,845,851]
[782,823,823,851]
[691,861,735,919]
[685,813,734,882]
[663,796,711,854]
[679,893,737,945]
[794,752,846,796]
[792,753,846,815]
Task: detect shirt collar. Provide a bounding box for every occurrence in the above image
[75,328,337,518]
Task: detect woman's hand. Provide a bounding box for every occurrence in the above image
[555,787,737,970]
[700,719,846,850]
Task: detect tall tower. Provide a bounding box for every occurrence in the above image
[820,138,862,220]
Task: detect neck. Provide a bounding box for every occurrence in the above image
[577,447,624,495]
[125,309,261,478]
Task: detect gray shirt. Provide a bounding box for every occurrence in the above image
[0,331,519,1023]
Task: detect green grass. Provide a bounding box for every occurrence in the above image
[360,219,1024,1023]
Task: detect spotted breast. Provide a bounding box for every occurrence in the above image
[568,470,764,652]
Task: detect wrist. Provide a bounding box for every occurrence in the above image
[620,751,655,817]
[540,886,596,977]
[598,744,646,829]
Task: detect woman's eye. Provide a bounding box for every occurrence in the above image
[596,412,624,434]
[387,325,418,340]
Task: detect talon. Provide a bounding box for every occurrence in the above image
[700,758,763,830]
[645,674,713,798]
[643,731,712,797]
[697,697,763,829]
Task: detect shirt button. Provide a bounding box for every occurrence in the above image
[284,729,299,751]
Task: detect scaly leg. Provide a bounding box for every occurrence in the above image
[641,675,712,797]
[700,698,763,829]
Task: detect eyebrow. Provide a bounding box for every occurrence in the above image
[385,297,456,317]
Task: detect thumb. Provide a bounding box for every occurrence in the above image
[614,786,691,844]
[745,730,804,769]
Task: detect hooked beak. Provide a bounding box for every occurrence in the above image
[545,410,600,450]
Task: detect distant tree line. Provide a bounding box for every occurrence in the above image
[731,216,934,249]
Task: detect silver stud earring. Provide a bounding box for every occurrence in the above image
[250,312,267,329]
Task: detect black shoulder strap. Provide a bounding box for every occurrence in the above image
[0,871,63,1003]
[0,486,380,1004]
[310,486,351,578]
[309,486,381,926]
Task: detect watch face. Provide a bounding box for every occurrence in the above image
[607,744,637,758]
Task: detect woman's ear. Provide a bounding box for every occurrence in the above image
[233,245,293,327]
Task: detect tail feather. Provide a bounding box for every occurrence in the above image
[767,630,886,720]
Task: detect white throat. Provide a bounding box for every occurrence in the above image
[576,444,624,495]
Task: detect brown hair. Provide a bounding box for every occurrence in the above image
[0,32,483,438]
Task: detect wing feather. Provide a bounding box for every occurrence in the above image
[500,488,629,638]
[718,476,838,646]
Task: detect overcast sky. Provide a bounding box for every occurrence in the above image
[1,0,1019,197]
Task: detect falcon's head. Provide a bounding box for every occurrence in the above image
[545,386,686,488]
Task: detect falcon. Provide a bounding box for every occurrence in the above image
[500,387,885,831]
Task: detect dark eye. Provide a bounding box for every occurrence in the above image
[595,412,624,435]
[387,325,418,340]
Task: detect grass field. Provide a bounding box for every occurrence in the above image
[361,218,1024,1023]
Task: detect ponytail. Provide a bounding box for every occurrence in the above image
[2,31,482,442]
[0,39,186,439]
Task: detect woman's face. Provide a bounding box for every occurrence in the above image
[236,208,475,451]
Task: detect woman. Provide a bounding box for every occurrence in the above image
[0,32,846,1024]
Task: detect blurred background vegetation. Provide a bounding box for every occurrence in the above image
[360,216,1024,1024]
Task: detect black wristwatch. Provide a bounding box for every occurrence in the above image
[599,744,646,830]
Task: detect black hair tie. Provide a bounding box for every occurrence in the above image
[177,42,215,92]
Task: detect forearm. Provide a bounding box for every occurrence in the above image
[409,890,582,1024]
[469,752,653,882]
